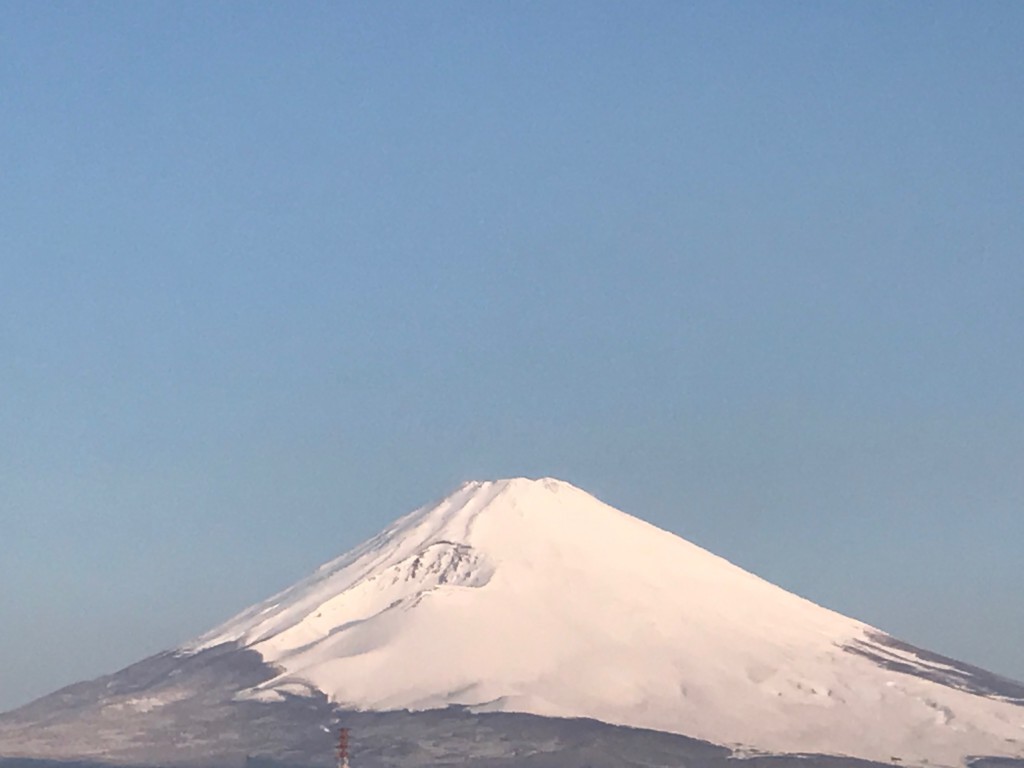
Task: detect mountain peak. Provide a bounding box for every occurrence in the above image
[447,476,590,512]
[443,476,576,515]
[462,476,570,491]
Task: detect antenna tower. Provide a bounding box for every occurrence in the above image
[337,727,350,768]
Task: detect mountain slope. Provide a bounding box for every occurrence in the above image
[182,478,1024,766]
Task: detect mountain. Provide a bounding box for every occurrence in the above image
[2,478,1022,768]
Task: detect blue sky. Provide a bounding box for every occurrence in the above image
[2,3,1022,712]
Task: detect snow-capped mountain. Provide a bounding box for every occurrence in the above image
[181,477,1022,766]
[2,478,1022,768]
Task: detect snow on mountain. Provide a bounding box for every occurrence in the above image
[184,477,1024,767]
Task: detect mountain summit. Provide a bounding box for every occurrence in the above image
[183,478,1023,766]
[2,478,1022,768]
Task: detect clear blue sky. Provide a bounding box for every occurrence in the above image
[2,3,1022,712]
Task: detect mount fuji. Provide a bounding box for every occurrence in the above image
[2,478,1022,768]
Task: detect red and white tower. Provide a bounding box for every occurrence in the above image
[336,728,350,768]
